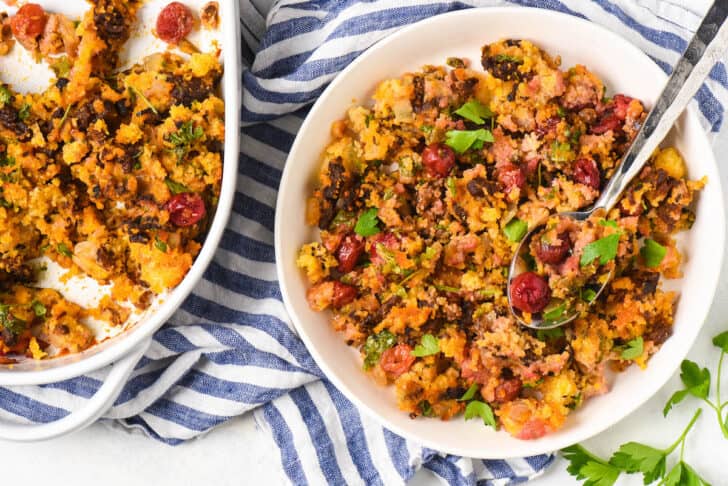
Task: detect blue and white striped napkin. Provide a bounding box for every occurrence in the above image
[1,0,726,484]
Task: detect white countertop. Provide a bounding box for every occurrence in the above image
[2,1,726,484]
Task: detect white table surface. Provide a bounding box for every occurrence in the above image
[2,1,726,485]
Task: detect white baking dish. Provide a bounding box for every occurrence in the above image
[0,0,241,441]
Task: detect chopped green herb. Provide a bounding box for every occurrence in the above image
[543,303,566,322]
[503,218,528,243]
[445,129,494,153]
[365,113,373,127]
[51,56,72,78]
[464,400,496,429]
[620,337,644,360]
[127,84,158,115]
[354,208,381,237]
[557,106,566,118]
[550,140,572,162]
[570,128,582,145]
[0,86,12,106]
[421,125,433,136]
[58,103,73,130]
[331,210,355,228]
[419,400,435,417]
[0,154,14,167]
[133,161,142,171]
[599,219,619,229]
[640,238,666,268]
[394,286,407,300]
[57,242,72,257]
[446,57,466,68]
[581,288,597,302]
[459,383,479,401]
[423,245,438,260]
[446,176,457,196]
[167,121,204,163]
[362,330,397,370]
[155,238,168,253]
[580,233,620,267]
[411,334,440,357]
[0,304,25,337]
[494,54,522,63]
[433,284,460,293]
[31,301,46,318]
[18,103,30,121]
[536,327,565,341]
[453,100,493,125]
[165,178,190,195]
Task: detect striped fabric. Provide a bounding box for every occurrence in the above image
[0,0,725,484]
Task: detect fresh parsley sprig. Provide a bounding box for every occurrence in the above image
[664,330,728,439]
[562,408,705,486]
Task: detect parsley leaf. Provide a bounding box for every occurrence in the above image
[599,219,618,229]
[620,337,643,360]
[712,330,728,353]
[580,234,620,267]
[165,178,190,195]
[562,445,621,486]
[57,242,72,257]
[51,56,72,78]
[419,400,435,416]
[154,237,168,253]
[609,442,666,484]
[454,100,493,125]
[18,103,30,121]
[0,304,26,337]
[433,284,460,293]
[445,129,494,153]
[503,218,528,243]
[664,462,709,486]
[354,208,381,237]
[0,86,12,106]
[581,288,597,302]
[680,359,710,399]
[411,334,439,357]
[641,239,667,268]
[362,330,397,370]
[167,121,204,162]
[446,176,457,196]
[551,141,572,162]
[464,400,496,429]
[494,54,522,63]
[31,301,46,318]
[459,383,479,401]
[543,303,566,322]
[536,327,565,341]
[663,389,690,417]
[663,360,711,416]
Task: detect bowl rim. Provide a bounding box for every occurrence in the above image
[0,0,242,386]
[275,6,725,457]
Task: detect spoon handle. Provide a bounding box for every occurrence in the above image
[594,0,728,212]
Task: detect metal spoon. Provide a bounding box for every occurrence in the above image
[507,1,728,330]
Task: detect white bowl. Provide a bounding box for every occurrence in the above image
[275,7,724,458]
[0,0,241,441]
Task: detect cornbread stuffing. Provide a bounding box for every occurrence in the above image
[297,39,702,439]
[0,1,224,361]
